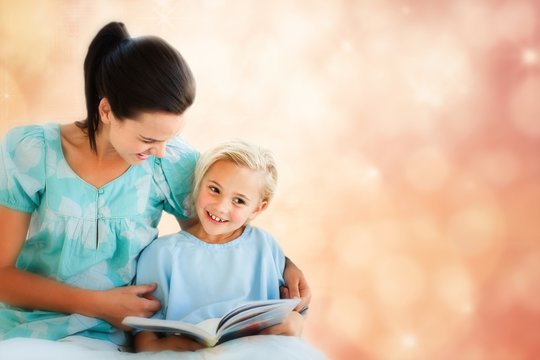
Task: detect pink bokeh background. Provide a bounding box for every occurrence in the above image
[2,1,540,359]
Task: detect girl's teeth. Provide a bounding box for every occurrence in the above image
[210,213,225,222]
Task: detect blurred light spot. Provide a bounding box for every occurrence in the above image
[412,81,443,107]
[462,303,474,315]
[522,48,538,65]
[283,75,329,123]
[500,252,540,314]
[510,75,540,137]
[404,147,451,192]
[336,227,377,270]
[366,166,380,180]
[327,296,373,342]
[434,264,475,311]
[403,32,472,111]
[473,149,520,187]
[462,346,487,360]
[447,203,505,256]
[453,1,497,49]
[341,40,353,53]
[494,1,537,42]
[373,255,426,307]
[401,334,417,348]
[407,214,443,248]
[0,68,27,127]
[202,0,222,9]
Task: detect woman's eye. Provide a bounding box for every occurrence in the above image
[142,139,154,144]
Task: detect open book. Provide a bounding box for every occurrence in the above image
[122,298,301,347]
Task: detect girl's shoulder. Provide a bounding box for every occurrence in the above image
[244,225,273,238]
[144,231,192,252]
[160,136,199,165]
[243,225,280,246]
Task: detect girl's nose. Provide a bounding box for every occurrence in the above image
[214,199,230,213]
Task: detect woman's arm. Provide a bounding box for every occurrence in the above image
[0,205,160,329]
[282,257,312,312]
[134,331,204,352]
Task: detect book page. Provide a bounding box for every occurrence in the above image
[217,299,299,331]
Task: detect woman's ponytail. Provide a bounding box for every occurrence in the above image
[79,22,130,151]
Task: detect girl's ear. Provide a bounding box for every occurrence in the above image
[99,97,113,124]
[248,200,268,222]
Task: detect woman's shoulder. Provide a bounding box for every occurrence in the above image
[2,124,50,147]
[0,124,61,162]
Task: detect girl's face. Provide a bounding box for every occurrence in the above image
[195,160,267,243]
[101,99,186,165]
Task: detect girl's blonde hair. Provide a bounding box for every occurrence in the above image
[188,139,278,216]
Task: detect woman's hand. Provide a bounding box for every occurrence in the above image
[260,311,304,337]
[91,283,161,329]
[282,257,312,312]
[135,331,205,352]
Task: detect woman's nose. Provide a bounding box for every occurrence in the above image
[152,143,166,158]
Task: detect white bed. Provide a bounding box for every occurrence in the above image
[0,335,326,360]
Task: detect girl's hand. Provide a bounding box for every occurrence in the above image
[260,311,304,337]
[282,257,312,312]
[135,332,205,352]
[152,335,205,352]
[91,283,161,329]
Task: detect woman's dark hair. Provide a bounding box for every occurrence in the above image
[77,22,196,151]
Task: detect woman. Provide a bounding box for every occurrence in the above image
[0,22,310,351]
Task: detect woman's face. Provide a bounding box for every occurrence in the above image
[105,109,186,165]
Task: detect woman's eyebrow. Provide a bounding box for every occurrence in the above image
[139,135,166,142]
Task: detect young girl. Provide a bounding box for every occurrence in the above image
[134,140,306,352]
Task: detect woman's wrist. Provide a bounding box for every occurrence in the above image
[73,287,102,318]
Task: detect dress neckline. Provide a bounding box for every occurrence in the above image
[53,123,135,191]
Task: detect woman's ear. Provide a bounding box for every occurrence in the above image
[98,97,113,124]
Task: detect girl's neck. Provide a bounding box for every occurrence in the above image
[186,223,246,244]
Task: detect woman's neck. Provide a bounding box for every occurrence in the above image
[60,123,130,188]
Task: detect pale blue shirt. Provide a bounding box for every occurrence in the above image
[135,225,285,324]
[0,124,198,345]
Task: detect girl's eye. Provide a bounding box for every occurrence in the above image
[233,198,246,205]
[141,139,154,144]
[209,186,219,194]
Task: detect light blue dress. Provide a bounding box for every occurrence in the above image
[135,225,285,325]
[0,124,198,345]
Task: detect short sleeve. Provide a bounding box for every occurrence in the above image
[154,136,199,220]
[268,232,287,284]
[135,236,175,321]
[0,125,46,213]
[254,227,287,285]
